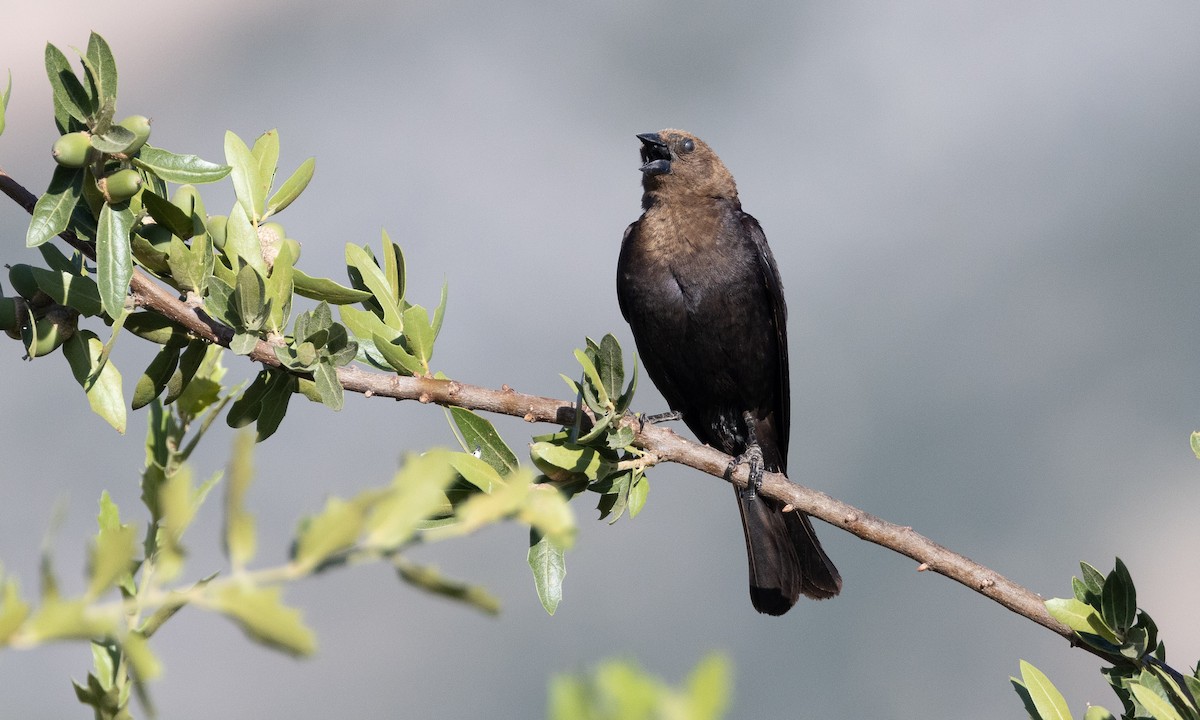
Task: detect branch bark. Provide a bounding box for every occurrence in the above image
[1,167,1089,656]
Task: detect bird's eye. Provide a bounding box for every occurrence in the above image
[678,138,695,154]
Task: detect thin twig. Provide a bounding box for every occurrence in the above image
[1,168,1094,658]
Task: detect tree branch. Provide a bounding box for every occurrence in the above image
[1,167,1090,657]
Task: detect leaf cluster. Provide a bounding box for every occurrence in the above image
[1015,559,1200,720]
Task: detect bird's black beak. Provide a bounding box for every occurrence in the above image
[638,133,672,176]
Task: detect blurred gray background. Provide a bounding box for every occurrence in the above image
[3,2,1200,718]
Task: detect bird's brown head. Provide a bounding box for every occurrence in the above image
[637,129,738,201]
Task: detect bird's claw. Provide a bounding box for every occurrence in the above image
[731,443,765,500]
[637,410,682,431]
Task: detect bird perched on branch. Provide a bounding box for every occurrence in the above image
[616,129,841,615]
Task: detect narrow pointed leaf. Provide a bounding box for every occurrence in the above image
[393,556,499,615]
[266,157,314,216]
[44,43,91,126]
[1130,684,1185,720]
[84,32,118,108]
[212,584,315,657]
[251,129,279,201]
[346,243,401,326]
[1101,558,1136,634]
[26,165,84,248]
[96,202,134,318]
[528,532,565,615]
[224,131,263,220]
[365,450,458,548]
[293,269,371,304]
[1020,660,1074,720]
[63,330,126,433]
[294,497,364,570]
[449,407,519,475]
[224,430,257,570]
[135,146,231,184]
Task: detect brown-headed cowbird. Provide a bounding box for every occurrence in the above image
[616,129,841,615]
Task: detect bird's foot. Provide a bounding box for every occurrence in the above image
[731,442,765,500]
[637,410,682,431]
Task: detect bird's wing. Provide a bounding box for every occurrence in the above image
[740,211,790,465]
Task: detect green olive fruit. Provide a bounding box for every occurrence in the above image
[116,115,152,154]
[26,307,77,358]
[0,297,19,338]
[282,237,302,262]
[207,215,228,250]
[8,264,41,301]
[100,168,143,203]
[52,131,95,168]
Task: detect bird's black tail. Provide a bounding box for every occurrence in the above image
[736,491,841,615]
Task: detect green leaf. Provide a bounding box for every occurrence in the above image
[84,33,118,112]
[520,485,575,550]
[0,578,30,647]
[89,124,136,153]
[450,452,506,493]
[401,303,435,370]
[167,233,213,294]
[212,584,316,657]
[294,497,364,570]
[165,338,207,405]
[393,556,499,615]
[685,653,733,720]
[372,332,424,376]
[1045,597,1116,641]
[223,203,266,274]
[595,334,624,401]
[235,263,268,331]
[530,441,607,482]
[254,369,293,442]
[224,430,257,571]
[1101,558,1136,634]
[1079,562,1106,595]
[27,598,116,642]
[0,70,11,137]
[133,342,181,411]
[26,165,84,248]
[628,474,648,518]
[364,450,458,548]
[1130,683,1185,720]
[449,407,520,476]
[266,157,314,217]
[574,348,610,409]
[431,280,448,339]
[313,362,343,411]
[346,243,402,326]
[63,330,126,433]
[135,145,231,184]
[225,131,264,221]
[122,631,162,681]
[20,264,102,316]
[44,43,91,128]
[251,130,279,203]
[1020,660,1074,720]
[1081,706,1116,720]
[86,492,136,598]
[528,532,565,615]
[142,189,194,239]
[293,269,372,304]
[381,229,405,305]
[96,202,134,318]
[1191,431,1200,460]
[265,236,295,333]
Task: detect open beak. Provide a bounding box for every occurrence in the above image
[637,133,672,176]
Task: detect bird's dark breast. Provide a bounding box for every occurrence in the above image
[617,209,780,456]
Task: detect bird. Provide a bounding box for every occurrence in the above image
[616,129,842,615]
